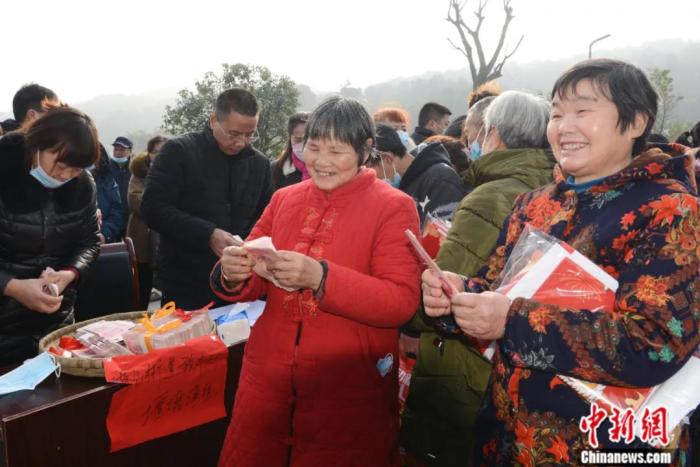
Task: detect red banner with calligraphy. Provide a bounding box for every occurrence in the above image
[104,335,228,452]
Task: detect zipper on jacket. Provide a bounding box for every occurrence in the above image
[287,293,304,464]
[40,206,47,252]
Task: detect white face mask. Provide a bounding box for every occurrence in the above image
[291,142,304,161]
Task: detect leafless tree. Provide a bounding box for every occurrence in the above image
[446,0,524,91]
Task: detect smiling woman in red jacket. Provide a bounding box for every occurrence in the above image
[210,96,422,467]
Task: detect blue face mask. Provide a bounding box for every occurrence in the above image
[380,158,402,188]
[0,352,60,396]
[109,154,129,164]
[397,130,411,148]
[469,141,482,161]
[29,161,72,190]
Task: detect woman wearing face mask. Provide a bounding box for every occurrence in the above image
[270,112,310,191]
[211,97,422,466]
[373,107,416,152]
[0,107,101,365]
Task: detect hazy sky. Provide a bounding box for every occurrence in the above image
[2,0,699,114]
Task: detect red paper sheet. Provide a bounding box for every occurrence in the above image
[530,256,616,312]
[104,335,228,452]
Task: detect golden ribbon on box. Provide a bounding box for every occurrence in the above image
[138,302,182,352]
[136,301,216,351]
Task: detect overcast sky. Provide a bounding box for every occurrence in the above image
[2,0,700,114]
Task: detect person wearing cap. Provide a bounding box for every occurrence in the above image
[141,88,272,310]
[110,136,133,235]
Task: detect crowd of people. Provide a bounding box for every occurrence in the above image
[1,57,700,466]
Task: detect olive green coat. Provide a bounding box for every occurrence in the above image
[401,148,555,466]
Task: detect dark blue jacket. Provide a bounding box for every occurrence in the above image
[93,163,124,243]
[108,158,131,232]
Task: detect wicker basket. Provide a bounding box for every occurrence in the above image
[39,311,150,378]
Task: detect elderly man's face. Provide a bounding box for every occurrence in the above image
[113,146,131,158]
[464,113,484,147]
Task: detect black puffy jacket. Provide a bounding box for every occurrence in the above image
[399,141,469,226]
[141,125,272,309]
[0,133,100,364]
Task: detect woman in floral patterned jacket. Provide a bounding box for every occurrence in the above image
[422,58,700,465]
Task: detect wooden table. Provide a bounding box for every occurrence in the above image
[0,343,244,467]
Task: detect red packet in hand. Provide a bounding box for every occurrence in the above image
[405,229,457,298]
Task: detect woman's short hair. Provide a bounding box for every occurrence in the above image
[373,107,410,126]
[24,107,100,168]
[484,91,550,149]
[306,96,375,165]
[147,135,168,153]
[550,59,658,156]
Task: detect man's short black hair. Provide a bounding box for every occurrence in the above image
[418,102,452,127]
[12,84,58,123]
[551,59,658,156]
[215,88,259,120]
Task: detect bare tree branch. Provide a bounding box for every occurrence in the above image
[488,34,524,81]
[446,0,478,86]
[485,0,516,73]
[446,0,523,90]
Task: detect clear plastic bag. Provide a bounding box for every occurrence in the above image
[494,224,698,448]
[421,213,451,259]
[494,224,618,312]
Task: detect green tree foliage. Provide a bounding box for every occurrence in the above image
[162,63,299,157]
[648,68,683,136]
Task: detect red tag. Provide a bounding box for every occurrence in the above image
[104,335,228,452]
[59,336,86,350]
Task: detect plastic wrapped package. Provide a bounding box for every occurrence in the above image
[122,302,215,354]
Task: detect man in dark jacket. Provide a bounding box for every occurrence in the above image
[109,136,133,236]
[141,89,272,309]
[93,144,125,243]
[375,124,467,226]
[410,102,451,144]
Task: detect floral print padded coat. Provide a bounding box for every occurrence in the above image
[471,146,700,466]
